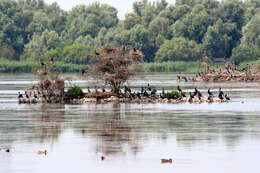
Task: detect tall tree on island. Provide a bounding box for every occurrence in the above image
[91,45,143,95]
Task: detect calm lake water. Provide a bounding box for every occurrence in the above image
[0,73,260,173]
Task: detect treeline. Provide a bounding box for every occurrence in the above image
[0,0,260,71]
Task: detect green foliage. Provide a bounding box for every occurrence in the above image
[1,0,260,72]
[67,86,84,99]
[155,37,202,62]
[62,44,95,64]
[231,44,259,65]
[241,11,260,47]
[165,91,180,99]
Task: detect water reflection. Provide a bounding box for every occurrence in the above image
[1,73,260,173]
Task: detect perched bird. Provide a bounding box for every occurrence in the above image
[95,50,100,56]
[102,88,106,93]
[25,91,29,99]
[218,88,224,100]
[18,92,23,99]
[208,88,213,96]
[81,69,85,75]
[141,87,144,94]
[224,94,230,100]
[177,85,182,92]
[6,149,10,152]
[151,88,157,95]
[40,59,45,66]
[147,83,151,91]
[195,88,202,98]
[133,48,137,52]
[88,87,91,93]
[137,92,141,100]
[162,88,165,96]
[50,57,54,64]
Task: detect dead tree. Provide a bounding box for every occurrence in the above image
[91,45,143,95]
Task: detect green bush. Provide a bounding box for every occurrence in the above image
[165,91,180,99]
[67,86,84,99]
[231,44,259,65]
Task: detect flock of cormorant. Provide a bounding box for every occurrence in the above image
[18,81,231,104]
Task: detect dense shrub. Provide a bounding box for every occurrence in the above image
[67,86,84,99]
[165,91,180,99]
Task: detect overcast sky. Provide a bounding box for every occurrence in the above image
[44,0,175,19]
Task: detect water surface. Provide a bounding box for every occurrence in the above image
[0,73,260,173]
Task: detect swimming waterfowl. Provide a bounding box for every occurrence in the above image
[101,156,105,161]
[38,150,47,155]
[161,158,172,164]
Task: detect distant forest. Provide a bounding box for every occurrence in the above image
[0,0,260,66]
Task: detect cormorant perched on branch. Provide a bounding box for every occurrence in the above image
[195,88,202,98]
[81,69,85,75]
[133,48,137,52]
[50,57,54,64]
[40,59,45,66]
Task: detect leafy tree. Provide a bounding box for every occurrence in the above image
[231,44,259,65]
[155,37,202,62]
[171,4,211,43]
[241,12,260,47]
[202,19,240,59]
[218,0,245,29]
[66,3,118,40]
[129,25,154,62]
[22,30,62,61]
[62,44,95,64]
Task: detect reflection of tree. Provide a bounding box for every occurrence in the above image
[74,104,143,156]
[25,104,65,144]
[0,104,65,147]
